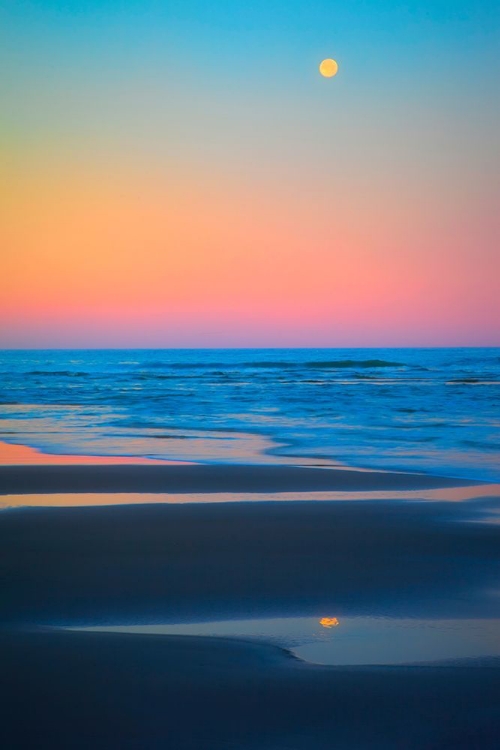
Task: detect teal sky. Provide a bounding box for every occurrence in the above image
[2,1,499,346]
[4,0,498,158]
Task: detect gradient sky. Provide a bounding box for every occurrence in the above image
[1,0,499,347]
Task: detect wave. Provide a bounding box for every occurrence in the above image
[304,360,404,369]
[135,373,175,380]
[138,361,292,370]
[455,356,500,366]
[149,434,189,440]
[460,439,500,451]
[137,359,406,371]
[26,370,90,377]
[447,378,500,385]
[241,359,405,369]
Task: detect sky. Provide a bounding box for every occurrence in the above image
[1,0,499,347]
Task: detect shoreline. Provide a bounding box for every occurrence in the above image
[0,439,192,466]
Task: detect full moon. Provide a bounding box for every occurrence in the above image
[319,58,339,78]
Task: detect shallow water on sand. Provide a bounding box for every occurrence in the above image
[3,484,500,509]
[78,615,500,666]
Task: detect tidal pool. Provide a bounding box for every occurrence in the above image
[77,615,500,666]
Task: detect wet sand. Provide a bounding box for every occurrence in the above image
[2,627,500,750]
[0,461,479,496]
[2,499,500,625]
[1,466,500,748]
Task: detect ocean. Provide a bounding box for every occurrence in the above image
[1,347,499,481]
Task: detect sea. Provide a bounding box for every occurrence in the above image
[1,347,499,481]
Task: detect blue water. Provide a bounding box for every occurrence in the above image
[1,348,499,481]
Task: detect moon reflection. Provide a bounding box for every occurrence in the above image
[320,617,340,628]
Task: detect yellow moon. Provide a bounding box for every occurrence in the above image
[319,58,339,78]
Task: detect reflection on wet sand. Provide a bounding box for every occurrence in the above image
[0,440,190,466]
[76,615,500,666]
[2,484,500,509]
[320,617,340,628]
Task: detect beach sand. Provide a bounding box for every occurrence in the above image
[3,499,500,625]
[2,627,500,750]
[0,461,480,496]
[1,462,500,748]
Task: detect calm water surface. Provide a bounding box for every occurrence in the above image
[79,615,500,666]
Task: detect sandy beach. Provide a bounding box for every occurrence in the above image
[0,461,479,496]
[2,462,500,748]
[2,627,500,750]
[3,494,500,625]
